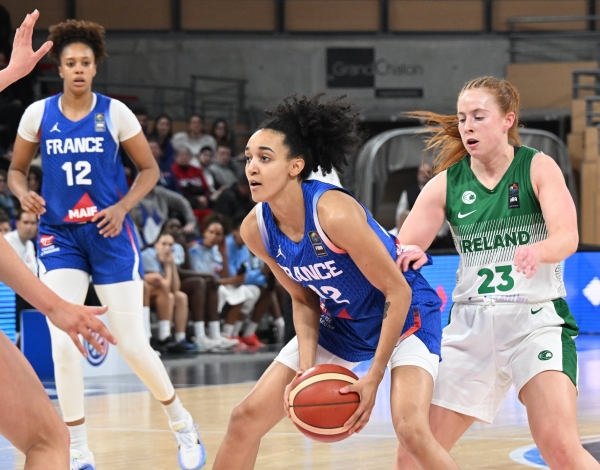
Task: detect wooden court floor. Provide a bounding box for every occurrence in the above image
[2,346,599,469]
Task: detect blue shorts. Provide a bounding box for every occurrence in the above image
[37,216,144,285]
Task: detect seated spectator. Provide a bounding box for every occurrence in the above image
[0,168,17,219]
[188,214,258,348]
[131,185,197,247]
[148,113,175,165]
[4,209,37,274]
[142,232,196,353]
[211,118,231,147]
[163,218,221,351]
[224,216,284,347]
[0,210,10,234]
[214,173,254,221]
[130,103,149,136]
[390,162,454,249]
[27,165,42,194]
[208,144,238,190]
[148,137,178,193]
[171,146,211,209]
[171,114,217,160]
[196,145,216,191]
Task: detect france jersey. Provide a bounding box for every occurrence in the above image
[29,93,143,284]
[257,180,442,362]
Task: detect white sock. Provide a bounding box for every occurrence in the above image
[194,321,206,340]
[174,331,185,342]
[232,320,244,338]
[142,306,151,340]
[273,316,285,330]
[208,321,220,340]
[158,320,171,341]
[68,422,90,453]
[243,321,259,338]
[162,396,189,424]
[222,323,234,337]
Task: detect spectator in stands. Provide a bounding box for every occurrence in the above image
[171,146,211,209]
[209,144,239,190]
[214,172,254,221]
[26,165,42,194]
[148,113,175,165]
[130,185,197,247]
[188,214,251,349]
[130,103,149,136]
[0,168,16,219]
[171,114,216,158]
[148,137,178,193]
[211,118,231,147]
[224,216,284,347]
[0,211,10,234]
[3,209,37,274]
[197,145,220,194]
[142,232,195,353]
[391,162,454,249]
[162,218,221,351]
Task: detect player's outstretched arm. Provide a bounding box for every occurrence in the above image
[0,10,52,92]
[0,236,117,356]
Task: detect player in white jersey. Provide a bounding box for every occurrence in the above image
[395,77,599,469]
[8,19,205,470]
[0,11,120,469]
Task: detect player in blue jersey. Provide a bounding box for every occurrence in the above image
[212,95,459,470]
[8,20,205,470]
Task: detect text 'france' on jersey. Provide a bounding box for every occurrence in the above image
[257,180,442,363]
[38,93,129,225]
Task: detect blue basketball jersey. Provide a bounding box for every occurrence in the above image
[257,180,442,362]
[38,93,129,226]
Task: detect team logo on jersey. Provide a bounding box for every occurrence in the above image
[63,192,98,222]
[276,245,286,259]
[461,190,476,205]
[308,231,328,257]
[508,182,520,209]
[84,332,109,366]
[538,350,553,361]
[95,113,106,132]
[50,122,61,133]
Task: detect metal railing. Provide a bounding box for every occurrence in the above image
[507,15,600,63]
[190,75,247,127]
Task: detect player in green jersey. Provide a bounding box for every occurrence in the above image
[395,77,599,469]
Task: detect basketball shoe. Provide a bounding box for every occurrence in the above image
[239,333,265,348]
[70,449,95,470]
[170,413,206,469]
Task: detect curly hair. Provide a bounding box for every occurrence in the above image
[202,212,231,235]
[48,19,107,63]
[260,94,361,180]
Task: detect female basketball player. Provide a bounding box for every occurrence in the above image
[212,94,459,470]
[395,77,599,469]
[8,20,205,470]
[0,10,119,469]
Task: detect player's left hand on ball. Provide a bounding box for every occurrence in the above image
[48,300,117,357]
[339,374,379,435]
[284,370,304,419]
[514,245,540,279]
[92,203,127,237]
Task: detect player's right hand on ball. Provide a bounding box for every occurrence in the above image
[48,299,117,357]
[284,370,304,419]
[19,191,46,214]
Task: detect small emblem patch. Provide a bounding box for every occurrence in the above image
[95,113,106,132]
[538,350,553,361]
[308,231,327,257]
[508,182,520,209]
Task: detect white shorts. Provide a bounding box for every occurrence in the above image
[217,284,260,315]
[432,299,579,424]
[275,333,440,381]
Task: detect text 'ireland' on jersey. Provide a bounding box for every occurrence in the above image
[256,180,442,362]
[446,146,566,303]
[36,93,130,225]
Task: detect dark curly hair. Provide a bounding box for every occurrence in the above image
[260,94,361,180]
[202,212,231,235]
[48,20,107,63]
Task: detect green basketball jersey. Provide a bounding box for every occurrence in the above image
[445,146,565,303]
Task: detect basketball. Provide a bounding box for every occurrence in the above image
[288,364,360,443]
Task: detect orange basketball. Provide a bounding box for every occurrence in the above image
[288,364,360,443]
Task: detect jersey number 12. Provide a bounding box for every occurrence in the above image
[62,161,92,186]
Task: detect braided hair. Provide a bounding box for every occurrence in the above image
[259,94,361,180]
